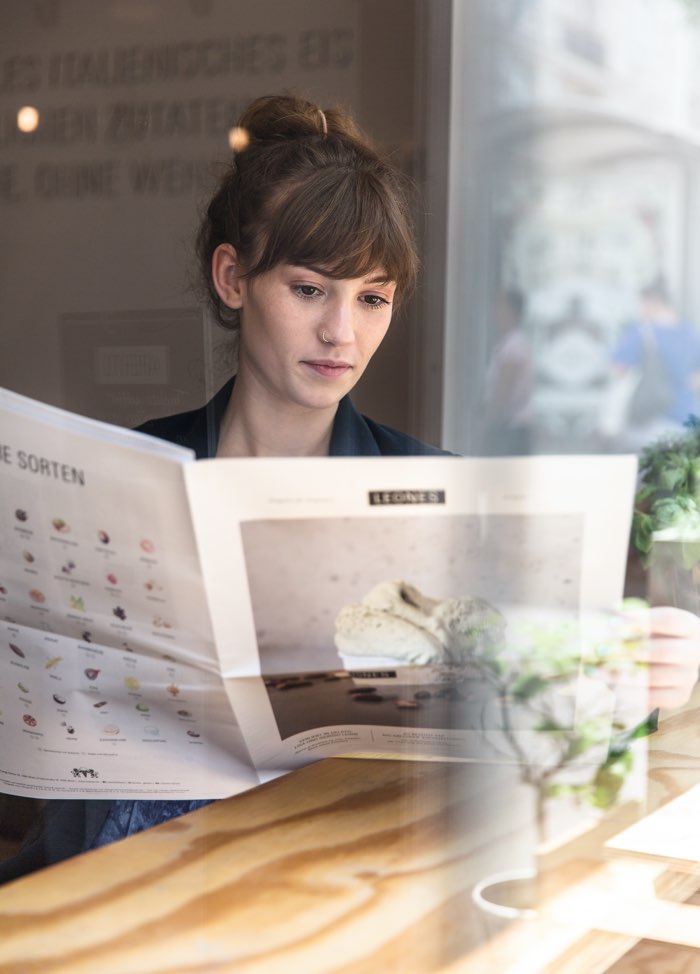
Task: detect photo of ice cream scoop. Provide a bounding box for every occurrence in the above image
[70,595,86,612]
[9,643,25,658]
[139,539,155,554]
[84,668,100,681]
[334,581,505,665]
[53,694,66,705]
[81,631,92,644]
[17,682,29,694]
[102,724,120,735]
[166,683,180,697]
[177,710,192,718]
[29,589,46,604]
[51,517,69,533]
[45,656,62,670]
[106,573,118,586]
[112,606,126,621]
[187,730,200,738]
[93,700,107,709]
[22,550,34,564]
[97,530,110,545]
[15,509,28,522]
[61,560,76,575]
[135,703,149,712]
[61,722,75,734]
[124,676,140,691]
[22,714,37,727]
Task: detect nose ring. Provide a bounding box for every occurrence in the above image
[322,330,331,343]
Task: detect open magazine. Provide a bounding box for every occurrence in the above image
[0,386,637,800]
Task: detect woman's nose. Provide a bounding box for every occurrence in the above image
[320,299,355,346]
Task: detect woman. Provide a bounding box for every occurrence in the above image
[0,93,445,881]
[2,94,698,881]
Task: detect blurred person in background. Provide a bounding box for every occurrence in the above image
[601,278,700,452]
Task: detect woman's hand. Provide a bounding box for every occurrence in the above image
[609,605,700,711]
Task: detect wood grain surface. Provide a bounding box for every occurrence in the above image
[0,686,699,973]
[0,758,534,973]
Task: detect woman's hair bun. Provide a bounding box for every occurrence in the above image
[237,93,363,145]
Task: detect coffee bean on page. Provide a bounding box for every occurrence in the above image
[352,693,384,703]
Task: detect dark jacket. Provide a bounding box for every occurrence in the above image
[137,378,447,459]
[0,385,447,883]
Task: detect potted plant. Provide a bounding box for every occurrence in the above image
[632,418,700,613]
[467,607,657,920]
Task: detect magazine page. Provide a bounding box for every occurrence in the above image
[185,454,638,775]
[0,388,258,800]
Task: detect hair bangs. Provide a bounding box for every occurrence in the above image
[251,167,417,300]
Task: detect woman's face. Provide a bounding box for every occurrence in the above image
[233,261,396,412]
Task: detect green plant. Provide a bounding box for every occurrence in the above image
[632,418,700,568]
[451,607,655,843]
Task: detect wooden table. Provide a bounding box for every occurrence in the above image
[0,696,699,973]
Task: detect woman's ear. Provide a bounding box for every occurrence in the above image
[212,244,245,310]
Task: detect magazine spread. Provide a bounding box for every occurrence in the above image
[0,387,638,799]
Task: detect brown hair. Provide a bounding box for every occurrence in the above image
[197,94,418,329]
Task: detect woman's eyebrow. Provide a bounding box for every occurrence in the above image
[364,274,394,286]
[297,265,394,287]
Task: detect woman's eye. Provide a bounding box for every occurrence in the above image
[294,284,322,299]
[362,294,390,309]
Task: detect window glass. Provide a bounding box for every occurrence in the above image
[444,0,700,457]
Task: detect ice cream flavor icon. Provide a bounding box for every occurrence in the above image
[53,694,66,705]
[81,631,92,644]
[106,573,118,586]
[22,714,37,727]
[166,683,180,697]
[17,682,29,694]
[61,560,76,576]
[51,517,70,534]
[70,595,86,612]
[124,676,140,691]
[135,703,150,713]
[22,550,34,564]
[9,643,25,659]
[14,509,28,522]
[61,722,75,734]
[112,606,127,621]
[139,538,155,554]
[97,530,110,545]
[29,589,46,604]
[45,656,62,670]
[102,724,120,735]
[84,668,100,681]
[187,730,200,738]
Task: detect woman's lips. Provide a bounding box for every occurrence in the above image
[302,359,352,378]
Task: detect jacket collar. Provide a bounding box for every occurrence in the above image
[205,377,380,458]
